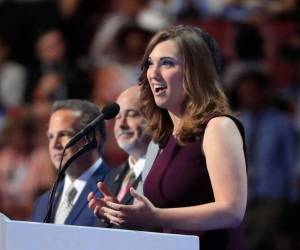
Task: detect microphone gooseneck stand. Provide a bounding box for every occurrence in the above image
[43,132,97,223]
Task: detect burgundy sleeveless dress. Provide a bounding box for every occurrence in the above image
[143,115,246,250]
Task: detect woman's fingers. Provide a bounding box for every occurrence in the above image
[87,192,94,202]
[93,205,99,215]
[106,201,123,210]
[106,201,137,214]
[97,182,113,197]
[87,192,108,218]
[102,206,125,225]
[88,195,97,210]
[130,188,153,209]
[104,212,124,226]
[102,206,123,217]
[130,188,148,203]
[97,182,119,202]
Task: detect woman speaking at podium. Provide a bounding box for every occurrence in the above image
[89,25,247,250]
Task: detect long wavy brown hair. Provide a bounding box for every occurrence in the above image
[139,25,232,146]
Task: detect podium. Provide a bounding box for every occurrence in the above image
[0,213,199,250]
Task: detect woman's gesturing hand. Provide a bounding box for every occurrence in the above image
[102,187,160,229]
[87,181,119,219]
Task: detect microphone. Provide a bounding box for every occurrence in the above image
[65,103,120,149]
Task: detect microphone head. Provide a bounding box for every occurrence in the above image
[102,103,120,120]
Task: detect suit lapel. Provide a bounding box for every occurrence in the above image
[104,161,143,205]
[121,175,141,204]
[142,141,159,181]
[135,141,159,195]
[105,162,129,197]
[64,162,109,224]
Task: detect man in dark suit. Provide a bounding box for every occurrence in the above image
[106,85,151,204]
[31,99,109,226]
[88,85,151,220]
